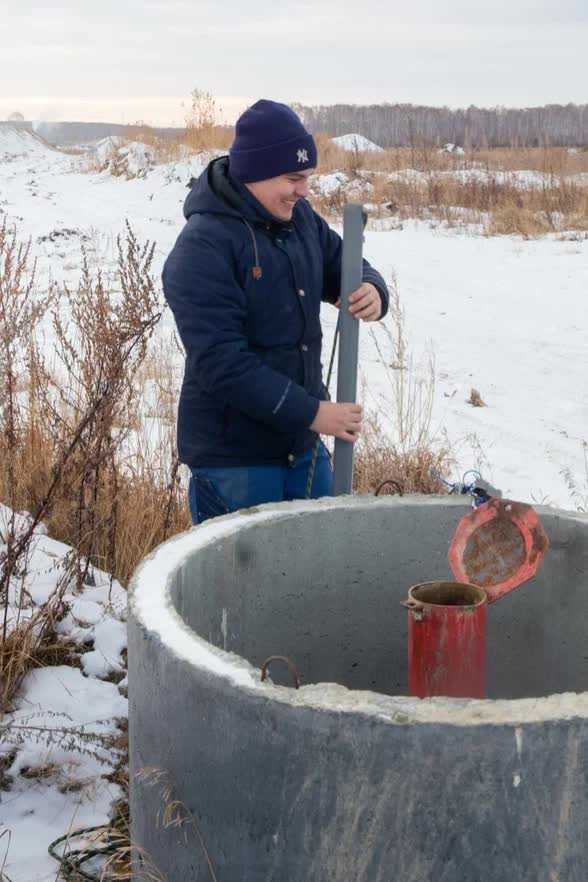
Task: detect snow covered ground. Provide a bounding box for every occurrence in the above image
[0,124,587,879]
[0,507,128,881]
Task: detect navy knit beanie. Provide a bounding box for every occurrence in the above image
[229,99,317,183]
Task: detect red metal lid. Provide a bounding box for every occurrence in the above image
[448,498,549,603]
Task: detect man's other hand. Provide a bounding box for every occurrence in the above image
[310,401,362,442]
[335,282,382,322]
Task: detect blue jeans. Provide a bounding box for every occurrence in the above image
[188,442,332,525]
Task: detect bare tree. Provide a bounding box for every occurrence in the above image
[295,102,588,148]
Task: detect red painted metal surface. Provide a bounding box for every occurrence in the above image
[448,498,549,604]
[404,581,487,699]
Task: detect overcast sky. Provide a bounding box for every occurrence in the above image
[2,0,586,125]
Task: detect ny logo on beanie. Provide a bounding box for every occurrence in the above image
[297,148,309,163]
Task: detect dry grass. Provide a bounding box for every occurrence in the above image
[353,280,453,496]
[353,414,451,496]
[307,137,588,236]
[0,572,70,712]
[0,219,190,710]
[311,167,588,236]
[469,146,588,176]
[120,122,231,164]
[0,828,13,882]
[182,88,232,153]
[52,763,220,881]
[468,388,487,408]
[116,126,185,166]
[0,220,190,590]
[125,767,220,882]
[313,139,588,177]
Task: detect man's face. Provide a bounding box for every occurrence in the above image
[245,168,313,221]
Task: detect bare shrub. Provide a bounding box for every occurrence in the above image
[0,221,190,711]
[43,224,164,588]
[353,279,453,495]
[353,413,451,496]
[0,220,66,711]
[0,220,54,515]
[1,224,159,586]
[184,88,232,152]
[468,388,487,407]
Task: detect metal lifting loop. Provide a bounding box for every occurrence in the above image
[260,655,301,689]
[375,479,404,497]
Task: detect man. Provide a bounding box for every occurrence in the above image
[162,99,389,524]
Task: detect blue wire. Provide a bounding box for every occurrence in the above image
[432,468,490,508]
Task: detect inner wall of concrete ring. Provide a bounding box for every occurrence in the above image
[128,496,588,882]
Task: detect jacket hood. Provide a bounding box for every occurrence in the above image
[183,156,295,230]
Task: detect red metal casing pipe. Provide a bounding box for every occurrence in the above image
[403,581,487,699]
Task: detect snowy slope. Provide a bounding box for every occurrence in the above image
[0,125,58,163]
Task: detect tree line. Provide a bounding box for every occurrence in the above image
[294,102,588,148]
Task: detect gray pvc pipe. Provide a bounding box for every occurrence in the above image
[332,203,364,496]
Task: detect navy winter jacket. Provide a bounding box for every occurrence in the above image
[162,156,389,467]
